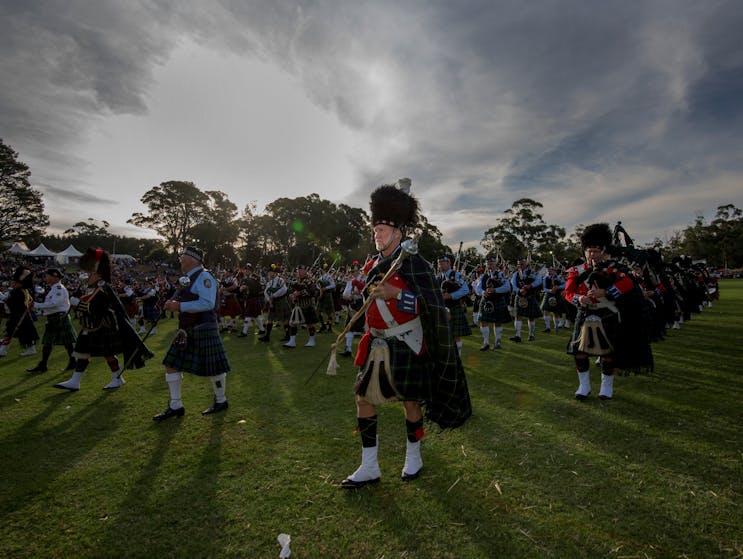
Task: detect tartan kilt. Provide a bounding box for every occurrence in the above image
[540,290,566,314]
[354,337,434,402]
[241,296,263,318]
[479,295,511,324]
[318,292,335,316]
[125,301,139,319]
[513,293,542,319]
[74,327,124,357]
[219,295,242,317]
[268,296,291,323]
[299,304,319,325]
[446,301,472,337]
[163,322,231,376]
[142,304,160,322]
[42,313,77,346]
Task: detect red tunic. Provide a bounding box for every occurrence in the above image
[353,259,423,366]
[563,262,635,307]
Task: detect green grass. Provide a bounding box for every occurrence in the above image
[1,282,741,558]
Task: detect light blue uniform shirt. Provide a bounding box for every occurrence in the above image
[180,265,218,313]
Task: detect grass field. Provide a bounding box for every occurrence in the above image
[0,281,741,558]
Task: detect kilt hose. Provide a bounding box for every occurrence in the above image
[42,312,77,346]
[267,296,291,323]
[163,322,230,376]
[479,295,511,324]
[446,301,472,337]
[354,336,435,402]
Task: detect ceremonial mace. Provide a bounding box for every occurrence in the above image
[304,239,419,384]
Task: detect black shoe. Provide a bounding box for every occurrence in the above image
[258,336,270,342]
[528,334,535,341]
[493,342,501,350]
[401,467,423,482]
[340,476,380,489]
[479,344,490,351]
[153,406,185,421]
[574,392,591,402]
[202,400,228,415]
[543,327,551,333]
[341,349,353,357]
[599,394,613,401]
[237,332,248,338]
[27,364,48,373]
[510,336,522,343]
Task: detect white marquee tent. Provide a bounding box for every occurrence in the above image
[5,242,30,255]
[27,243,58,257]
[55,244,83,264]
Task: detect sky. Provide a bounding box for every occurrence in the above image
[2,0,742,250]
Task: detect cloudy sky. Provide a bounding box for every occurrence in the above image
[2,0,742,248]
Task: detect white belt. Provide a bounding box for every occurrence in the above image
[371,297,424,354]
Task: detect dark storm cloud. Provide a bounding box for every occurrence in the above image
[2,0,742,243]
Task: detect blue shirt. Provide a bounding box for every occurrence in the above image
[180,266,218,313]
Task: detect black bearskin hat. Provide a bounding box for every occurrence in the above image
[80,248,112,282]
[12,266,34,289]
[580,223,613,251]
[369,178,420,230]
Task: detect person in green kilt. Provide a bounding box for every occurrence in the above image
[341,179,472,489]
[53,249,153,391]
[27,268,77,373]
[153,247,232,421]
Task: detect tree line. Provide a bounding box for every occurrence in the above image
[2,138,741,270]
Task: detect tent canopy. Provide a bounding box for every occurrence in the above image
[5,242,30,255]
[27,243,57,257]
[57,244,83,257]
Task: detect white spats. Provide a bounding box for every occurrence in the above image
[599,373,614,400]
[346,444,381,483]
[20,345,37,356]
[103,370,125,389]
[402,440,423,479]
[305,337,316,347]
[480,326,490,345]
[0,344,8,357]
[54,371,84,391]
[283,336,297,348]
[575,370,591,400]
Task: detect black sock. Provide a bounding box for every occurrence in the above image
[405,418,424,442]
[358,415,378,448]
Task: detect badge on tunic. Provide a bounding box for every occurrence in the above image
[203,278,212,288]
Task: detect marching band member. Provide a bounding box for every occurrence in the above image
[476,257,511,350]
[53,249,152,391]
[540,268,566,333]
[564,224,653,400]
[340,265,366,356]
[27,268,77,373]
[435,254,471,356]
[341,180,471,489]
[258,265,290,343]
[317,264,337,334]
[238,263,266,337]
[510,259,543,342]
[154,246,231,421]
[285,265,320,348]
[0,267,39,358]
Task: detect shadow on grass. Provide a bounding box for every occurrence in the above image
[0,391,124,513]
[100,418,226,557]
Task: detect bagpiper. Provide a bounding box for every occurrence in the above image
[435,254,472,356]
